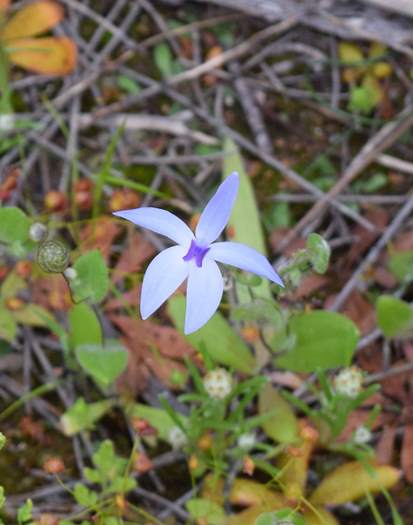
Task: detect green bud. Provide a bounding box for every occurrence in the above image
[37,239,70,273]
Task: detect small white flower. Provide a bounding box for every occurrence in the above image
[29,222,48,242]
[203,368,232,400]
[64,267,78,281]
[0,114,15,131]
[334,366,363,398]
[354,425,371,445]
[237,432,256,450]
[168,426,187,450]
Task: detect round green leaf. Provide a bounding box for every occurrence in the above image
[275,311,359,372]
[376,295,413,338]
[0,207,30,245]
[71,250,109,303]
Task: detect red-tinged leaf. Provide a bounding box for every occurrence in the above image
[0,0,10,12]
[376,425,397,465]
[79,218,120,260]
[32,274,73,312]
[112,232,155,284]
[2,0,63,40]
[7,36,77,75]
[104,287,140,312]
[401,424,413,483]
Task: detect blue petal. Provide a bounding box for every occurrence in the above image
[208,241,284,286]
[113,207,194,247]
[184,259,223,334]
[195,172,239,245]
[141,246,189,319]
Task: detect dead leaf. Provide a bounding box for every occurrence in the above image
[110,315,195,391]
[32,274,73,311]
[2,1,63,40]
[112,231,155,283]
[79,218,120,261]
[8,37,77,75]
[401,424,413,483]
[290,274,329,300]
[104,287,140,312]
[376,425,397,465]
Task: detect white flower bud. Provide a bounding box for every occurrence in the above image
[168,426,187,450]
[64,267,78,281]
[333,366,363,398]
[29,222,48,242]
[353,425,371,445]
[203,368,232,400]
[237,432,256,450]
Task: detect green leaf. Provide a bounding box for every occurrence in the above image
[255,509,305,525]
[388,250,413,283]
[186,498,226,525]
[17,499,33,525]
[275,311,359,372]
[306,233,331,274]
[0,272,26,299]
[117,74,141,95]
[168,295,256,374]
[154,43,174,77]
[126,402,187,443]
[13,304,55,327]
[73,483,98,507]
[0,306,17,342]
[223,137,272,300]
[69,302,102,350]
[0,207,30,245]
[258,384,299,444]
[75,341,128,386]
[60,398,113,436]
[376,295,413,338]
[71,250,109,303]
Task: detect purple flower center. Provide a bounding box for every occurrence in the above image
[183,240,210,267]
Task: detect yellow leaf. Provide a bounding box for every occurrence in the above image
[369,42,387,59]
[277,435,314,499]
[362,74,383,106]
[2,0,63,40]
[338,42,364,65]
[229,479,286,508]
[302,506,340,525]
[309,462,401,506]
[259,383,299,444]
[7,37,76,75]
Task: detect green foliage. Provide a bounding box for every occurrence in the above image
[0,207,30,245]
[116,74,141,95]
[223,136,272,299]
[376,295,413,338]
[388,249,413,283]
[75,341,128,387]
[154,42,174,77]
[255,509,305,525]
[17,499,33,525]
[71,250,109,303]
[186,498,226,525]
[60,398,113,436]
[275,311,359,372]
[258,383,299,444]
[168,295,256,374]
[69,302,102,349]
[306,233,331,274]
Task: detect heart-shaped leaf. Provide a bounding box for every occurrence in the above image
[76,341,128,386]
[71,249,109,304]
[376,295,413,338]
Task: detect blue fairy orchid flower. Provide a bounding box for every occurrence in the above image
[113,172,283,334]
